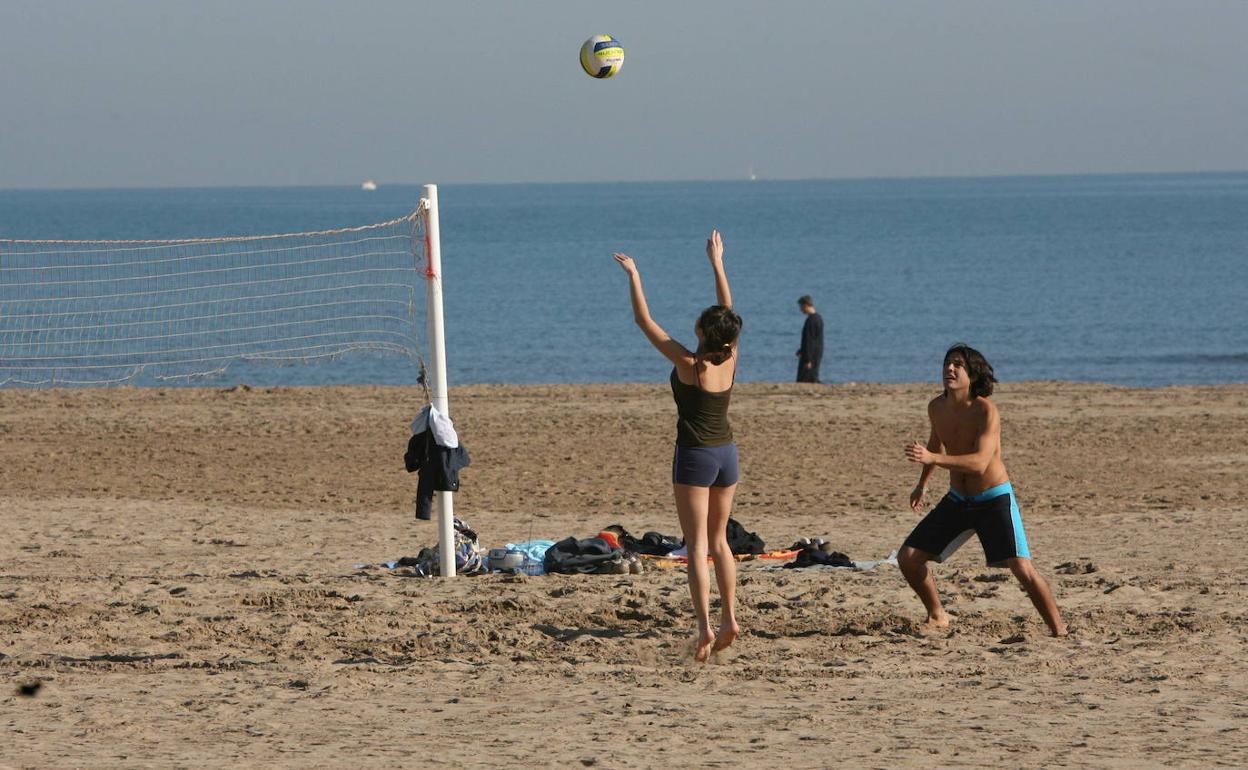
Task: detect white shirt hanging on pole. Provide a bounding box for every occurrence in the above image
[410,403,459,448]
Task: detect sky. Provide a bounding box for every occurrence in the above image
[1,0,1245,189]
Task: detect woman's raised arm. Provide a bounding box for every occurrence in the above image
[613,253,693,367]
[706,229,732,309]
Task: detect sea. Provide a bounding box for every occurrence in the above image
[2,172,1246,388]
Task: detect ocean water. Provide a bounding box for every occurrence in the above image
[2,173,1246,388]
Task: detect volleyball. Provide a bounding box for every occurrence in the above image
[580,34,625,79]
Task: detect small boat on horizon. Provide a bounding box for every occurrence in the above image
[361,179,378,191]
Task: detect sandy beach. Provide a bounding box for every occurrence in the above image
[2,381,1247,768]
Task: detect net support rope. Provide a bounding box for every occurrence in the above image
[0,205,428,386]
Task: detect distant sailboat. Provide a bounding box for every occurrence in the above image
[747,166,758,182]
[361,179,378,191]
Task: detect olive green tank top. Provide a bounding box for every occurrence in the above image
[670,363,734,447]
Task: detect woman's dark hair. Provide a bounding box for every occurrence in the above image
[945,343,997,397]
[697,305,743,365]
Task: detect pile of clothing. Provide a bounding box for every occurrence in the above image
[386,499,883,576]
[782,538,854,569]
[600,525,681,556]
[601,517,765,558]
[542,535,644,575]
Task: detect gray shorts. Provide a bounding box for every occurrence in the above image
[672,443,740,488]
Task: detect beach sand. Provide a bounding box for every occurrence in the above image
[2,382,1246,768]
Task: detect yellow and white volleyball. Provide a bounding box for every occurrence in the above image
[579,34,625,79]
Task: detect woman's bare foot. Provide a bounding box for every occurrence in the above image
[923,611,951,630]
[693,630,716,662]
[712,620,739,652]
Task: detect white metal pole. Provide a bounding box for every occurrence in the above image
[422,184,456,579]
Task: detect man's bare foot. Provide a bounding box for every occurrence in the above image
[1050,624,1069,638]
[712,620,739,652]
[693,630,716,662]
[923,612,951,630]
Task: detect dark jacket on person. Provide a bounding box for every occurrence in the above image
[798,312,824,383]
[404,429,470,520]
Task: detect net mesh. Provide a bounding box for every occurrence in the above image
[0,205,427,386]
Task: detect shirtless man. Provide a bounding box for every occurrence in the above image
[900,344,1067,637]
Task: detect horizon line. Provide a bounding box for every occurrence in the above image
[3,167,1247,194]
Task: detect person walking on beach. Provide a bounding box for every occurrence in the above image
[795,295,823,383]
[613,230,743,662]
[899,343,1067,637]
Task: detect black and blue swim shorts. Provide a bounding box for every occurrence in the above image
[903,481,1031,567]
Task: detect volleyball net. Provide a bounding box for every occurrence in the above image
[0,203,429,386]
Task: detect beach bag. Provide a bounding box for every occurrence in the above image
[543,536,626,575]
[726,517,765,555]
[414,518,486,576]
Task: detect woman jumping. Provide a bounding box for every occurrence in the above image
[613,230,744,662]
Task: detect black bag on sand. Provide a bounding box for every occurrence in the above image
[544,536,626,575]
[726,517,765,555]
